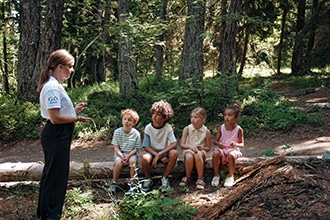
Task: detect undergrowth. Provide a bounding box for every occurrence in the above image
[0,75,326,142]
[115,189,197,220]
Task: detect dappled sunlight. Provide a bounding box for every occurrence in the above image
[286,136,330,156]
[307,97,329,104]
[274,137,330,156]
[243,135,330,158]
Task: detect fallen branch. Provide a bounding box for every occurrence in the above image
[0,156,319,182]
[192,156,290,219]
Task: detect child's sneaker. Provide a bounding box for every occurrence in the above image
[196,179,205,190]
[224,176,234,187]
[161,176,171,192]
[109,182,117,192]
[211,176,220,186]
[126,183,137,195]
[179,177,190,186]
[141,178,153,192]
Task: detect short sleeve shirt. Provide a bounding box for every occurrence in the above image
[143,123,177,151]
[39,76,76,120]
[112,127,141,156]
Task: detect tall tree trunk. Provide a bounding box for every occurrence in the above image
[307,0,318,52]
[179,0,205,82]
[218,0,227,65]
[238,26,250,75]
[291,0,306,76]
[1,1,9,94]
[155,0,167,83]
[102,0,113,81]
[217,0,241,95]
[16,0,40,102]
[118,0,138,95]
[86,0,106,84]
[17,0,64,103]
[276,1,289,75]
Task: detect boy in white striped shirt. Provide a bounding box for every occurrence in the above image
[109,109,141,193]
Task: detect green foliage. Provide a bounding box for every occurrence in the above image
[0,96,42,141]
[261,144,300,156]
[63,187,95,218]
[0,76,323,142]
[116,190,197,220]
[289,76,330,88]
[203,77,232,121]
[261,148,279,157]
[239,80,320,136]
[282,144,299,156]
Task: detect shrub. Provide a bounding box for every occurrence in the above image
[0,96,42,141]
[116,189,197,220]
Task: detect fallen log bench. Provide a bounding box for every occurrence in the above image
[0,156,321,182]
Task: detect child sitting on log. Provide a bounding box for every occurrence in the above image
[141,100,178,192]
[211,103,244,187]
[109,109,141,193]
[179,107,211,190]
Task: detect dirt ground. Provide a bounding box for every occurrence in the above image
[0,83,330,219]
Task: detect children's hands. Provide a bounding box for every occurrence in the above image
[152,153,169,168]
[217,142,225,149]
[230,141,237,147]
[196,145,203,151]
[121,155,129,165]
[190,146,198,153]
[160,157,169,163]
[152,155,160,168]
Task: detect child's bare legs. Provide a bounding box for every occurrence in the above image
[211,150,222,186]
[164,149,178,177]
[129,156,137,182]
[212,150,222,177]
[194,151,205,180]
[113,157,123,182]
[227,151,238,178]
[184,152,194,180]
[223,151,238,187]
[141,153,153,178]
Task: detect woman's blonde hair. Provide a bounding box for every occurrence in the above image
[37,49,74,93]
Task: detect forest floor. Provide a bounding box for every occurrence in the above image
[0,81,330,219]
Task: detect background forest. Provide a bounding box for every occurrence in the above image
[0,0,329,142]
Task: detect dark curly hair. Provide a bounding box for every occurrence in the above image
[150,100,174,122]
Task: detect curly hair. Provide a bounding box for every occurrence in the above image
[150,100,174,122]
[121,109,140,126]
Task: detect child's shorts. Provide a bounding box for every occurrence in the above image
[218,148,242,165]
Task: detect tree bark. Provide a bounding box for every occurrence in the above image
[1,1,9,94]
[276,1,289,75]
[179,0,205,82]
[118,0,138,95]
[291,0,306,76]
[16,0,40,102]
[217,0,241,96]
[155,0,167,83]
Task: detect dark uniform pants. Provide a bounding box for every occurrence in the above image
[37,121,74,220]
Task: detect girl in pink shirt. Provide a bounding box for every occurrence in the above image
[211,104,244,187]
